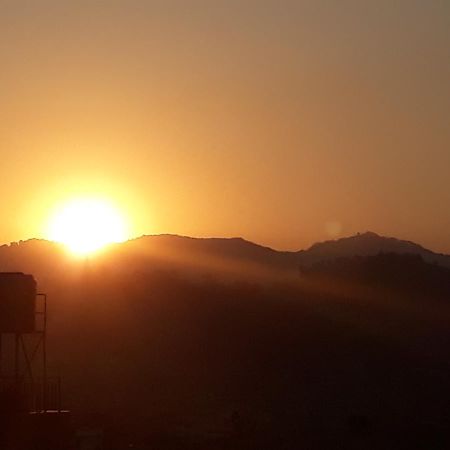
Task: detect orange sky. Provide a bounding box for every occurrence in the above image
[1,1,449,252]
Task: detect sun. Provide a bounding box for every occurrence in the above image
[47,198,129,256]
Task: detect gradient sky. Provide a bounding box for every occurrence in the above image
[1,0,449,252]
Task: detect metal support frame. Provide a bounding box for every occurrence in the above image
[37,293,47,411]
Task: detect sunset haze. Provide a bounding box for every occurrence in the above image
[1,0,449,252]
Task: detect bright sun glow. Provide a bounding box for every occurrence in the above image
[47,198,129,255]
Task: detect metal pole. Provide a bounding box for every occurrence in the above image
[36,293,48,412]
[43,294,47,412]
[58,376,62,412]
[15,333,20,383]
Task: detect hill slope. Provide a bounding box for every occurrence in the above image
[297,231,450,268]
[0,232,449,283]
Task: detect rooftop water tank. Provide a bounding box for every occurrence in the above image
[0,273,36,333]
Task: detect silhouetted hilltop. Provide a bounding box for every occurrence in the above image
[297,231,450,268]
[0,233,449,286]
[124,232,450,271]
[0,239,69,280]
[124,234,298,271]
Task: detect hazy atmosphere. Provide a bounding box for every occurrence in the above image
[1,0,449,252]
[1,3,450,449]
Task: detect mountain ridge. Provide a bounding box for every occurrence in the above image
[297,231,450,268]
[0,232,449,278]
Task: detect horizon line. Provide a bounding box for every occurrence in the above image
[1,230,449,257]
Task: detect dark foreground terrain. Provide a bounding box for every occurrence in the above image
[1,234,449,449]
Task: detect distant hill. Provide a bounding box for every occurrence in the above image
[125,234,297,269]
[121,231,450,273]
[0,232,449,284]
[296,231,450,269]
